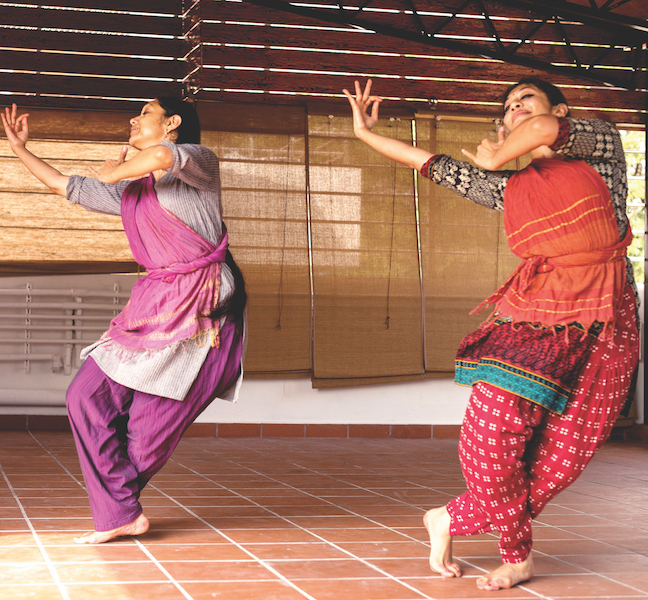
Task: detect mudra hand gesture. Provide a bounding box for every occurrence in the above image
[343,79,382,137]
[2,103,30,151]
[90,146,129,182]
[461,126,508,170]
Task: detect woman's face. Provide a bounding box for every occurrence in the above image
[129,100,169,149]
[503,85,564,132]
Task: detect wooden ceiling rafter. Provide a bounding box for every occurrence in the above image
[181,0,645,123]
[238,0,646,90]
[0,0,184,111]
[498,0,647,33]
[0,0,643,123]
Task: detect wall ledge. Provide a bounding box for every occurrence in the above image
[619,424,648,443]
[4,418,644,443]
[0,416,462,438]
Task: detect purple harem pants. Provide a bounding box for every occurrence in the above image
[66,318,242,532]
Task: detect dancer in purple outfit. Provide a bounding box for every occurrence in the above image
[2,99,246,543]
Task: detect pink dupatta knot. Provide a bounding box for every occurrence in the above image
[106,174,226,351]
[473,158,630,331]
[147,239,228,284]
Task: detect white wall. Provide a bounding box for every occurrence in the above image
[0,273,643,426]
[197,377,470,425]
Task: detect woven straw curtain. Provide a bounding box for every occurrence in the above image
[308,112,424,387]
[0,108,136,276]
[198,102,312,377]
[416,117,521,375]
[1,102,526,383]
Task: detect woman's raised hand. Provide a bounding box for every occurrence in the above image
[90,146,129,182]
[343,79,382,138]
[461,126,507,170]
[1,104,30,152]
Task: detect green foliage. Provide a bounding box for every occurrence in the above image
[620,130,645,283]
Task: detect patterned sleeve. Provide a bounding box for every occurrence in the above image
[162,141,220,192]
[549,117,625,163]
[550,118,629,238]
[420,154,514,212]
[550,117,637,305]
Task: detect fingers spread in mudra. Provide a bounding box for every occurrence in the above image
[343,79,382,132]
[2,104,30,148]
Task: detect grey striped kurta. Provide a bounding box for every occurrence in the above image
[66,141,240,401]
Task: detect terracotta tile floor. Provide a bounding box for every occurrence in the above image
[2,431,648,600]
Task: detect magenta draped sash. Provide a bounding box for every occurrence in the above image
[105,173,226,351]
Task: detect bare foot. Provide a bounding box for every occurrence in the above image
[74,513,150,544]
[423,506,462,578]
[476,554,534,590]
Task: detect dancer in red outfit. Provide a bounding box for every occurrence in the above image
[344,78,639,590]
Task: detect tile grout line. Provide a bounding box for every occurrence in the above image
[178,437,486,576]
[181,437,456,528]
[145,482,323,600]
[28,432,317,600]
[523,522,648,597]
[208,437,468,516]
[176,438,613,600]
[198,438,648,585]
[169,440,442,599]
[130,539,197,600]
[26,431,199,600]
[530,499,648,595]
[0,462,72,600]
[21,433,648,600]
[277,440,648,599]
[152,481,440,600]
[226,437,463,492]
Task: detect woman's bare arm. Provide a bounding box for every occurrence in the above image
[343,79,433,171]
[461,114,560,170]
[2,104,69,196]
[93,144,174,184]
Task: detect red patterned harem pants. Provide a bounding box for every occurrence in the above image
[446,285,640,563]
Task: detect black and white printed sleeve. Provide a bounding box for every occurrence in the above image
[420,154,515,212]
[550,117,629,240]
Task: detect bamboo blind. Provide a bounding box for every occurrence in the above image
[198,102,312,377]
[417,118,522,374]
[309,112,425,386]
[0,107,135,275]
[0,101,524,384]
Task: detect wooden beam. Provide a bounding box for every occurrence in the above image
[304,7,629,48]
[237,0,642,87]
[1,50,184,81]
[4,0,181,12]
[2,95,149,111]
[0,6,181,36]
[256,0,648,34]
[0,29,181,58]
[191,88,645,123]
[492,0,648,36]
[1,72,181,100]
[566,0,648,20]
[201,45,642,91]
[195,65,645,112]
[202,17,641,68]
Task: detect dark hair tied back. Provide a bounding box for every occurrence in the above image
[156,97,201,144]
[208,248,247,328]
